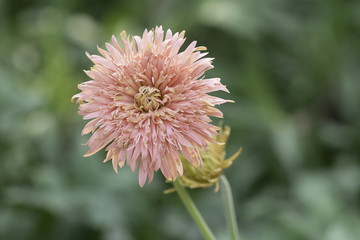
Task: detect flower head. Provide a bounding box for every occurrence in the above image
[72,26,232,187]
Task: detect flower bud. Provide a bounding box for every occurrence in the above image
[178,124,241,192]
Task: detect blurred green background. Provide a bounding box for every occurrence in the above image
[1,0,360,239]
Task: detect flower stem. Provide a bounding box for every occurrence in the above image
[173,180,216,240]
[220,175,240,240]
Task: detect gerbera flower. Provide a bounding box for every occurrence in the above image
[72,26,232,186]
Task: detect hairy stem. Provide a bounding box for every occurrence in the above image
[220,175,240,240]
[173,180,216,240]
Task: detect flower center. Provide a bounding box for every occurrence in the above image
[134,86,163,112]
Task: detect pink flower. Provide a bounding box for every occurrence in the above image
[72,26,232,187]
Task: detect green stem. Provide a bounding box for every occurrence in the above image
[220,175,240,240]
[173,180,216,240]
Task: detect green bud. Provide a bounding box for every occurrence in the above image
[178,124,241,192]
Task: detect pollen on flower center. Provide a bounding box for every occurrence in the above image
[134,86,164,112]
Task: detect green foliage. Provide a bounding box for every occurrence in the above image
[1,0,360,239]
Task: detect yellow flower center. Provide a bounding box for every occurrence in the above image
[134,86,163,112]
